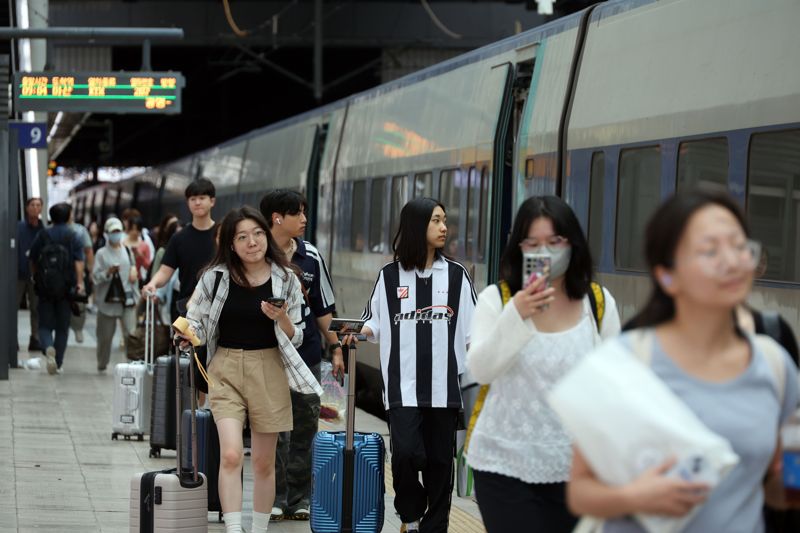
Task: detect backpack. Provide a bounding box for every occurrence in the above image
[464,280,606,453]
[34,230,73,300]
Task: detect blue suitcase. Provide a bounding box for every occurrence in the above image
[311,342,385,533]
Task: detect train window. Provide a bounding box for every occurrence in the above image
[350,180,367,252]
[747,129,800,282]
[477,167,489,260]
[390,175,409,242]
[677,138,728,192]
[525,158,535,180]
[439,168,464,256]
[414,172,432,198]
[369,178,386,253]
[615,146,662,270]
[465,167,480,258]
[588,152,605,263]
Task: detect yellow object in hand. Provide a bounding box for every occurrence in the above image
[172,316,202,347]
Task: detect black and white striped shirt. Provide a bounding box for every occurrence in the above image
[362,256,477,409]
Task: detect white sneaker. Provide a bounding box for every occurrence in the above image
[74,330,84,343]
[45,347,57,375]
[56,367,63,375]
[270,507,284,521]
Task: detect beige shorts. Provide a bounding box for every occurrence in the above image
[207,347,293,434]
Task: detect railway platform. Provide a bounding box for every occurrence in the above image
[3,308,485,532]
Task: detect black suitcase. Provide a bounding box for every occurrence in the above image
[149,354,191,458]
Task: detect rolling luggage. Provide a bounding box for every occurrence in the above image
[111,297,155,441]
[149,352,191,458]
[311,341,385,533]
[130,344,208,532]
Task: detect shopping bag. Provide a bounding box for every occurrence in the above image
[548,332,739,533]
[319,361,346,423]
[105,272,126,304]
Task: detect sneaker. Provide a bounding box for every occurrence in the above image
[45,347,57,375]
[400,521,420,533]
[288,507,310,521]
[74,330,84,343]
[56,367,63,375]
[270,507,284,521]
[98,366,107,373]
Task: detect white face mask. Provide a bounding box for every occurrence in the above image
[531,246,572,279]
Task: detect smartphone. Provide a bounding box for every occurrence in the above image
[328,318,367,341]
[266,297,286,307]
[522,253,551,291]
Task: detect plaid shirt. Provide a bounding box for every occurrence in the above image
[187,263,322,396]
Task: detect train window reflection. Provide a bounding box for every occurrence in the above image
[465,167,479,258]
[439,168,464,256]
[350,180,367,252]
[369,178,386,253]
[747,129,800,282]
[525,158,535,180]
[678,138,728,192]
[615,146,661,270]
[477,167,489,261]
[588,152,605,264]
[414,172,432,198]
[390,175,409,243]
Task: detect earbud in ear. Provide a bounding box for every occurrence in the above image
[276,219,282,225]
[660,274,672,287]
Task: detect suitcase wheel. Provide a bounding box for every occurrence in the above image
[218,512,223,523]
[149,447,160,458]
[124,435,131,441]
[111,433,117,441]
[137,434,144,442]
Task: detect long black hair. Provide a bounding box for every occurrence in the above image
[624,189,750,330]
[156,213,180,250]
[393,197,446,271]
[499,196,593,299]
[208,206,292,288]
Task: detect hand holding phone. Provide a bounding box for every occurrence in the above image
[523,253,551,292]
[266,297,286,307]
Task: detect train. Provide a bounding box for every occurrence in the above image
[70,0,800,416]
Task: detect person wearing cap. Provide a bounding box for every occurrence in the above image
[92,217,139,372]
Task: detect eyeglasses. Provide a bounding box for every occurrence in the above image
[692,239,762,276]
[234,229,267,244]
[519,236,569,253]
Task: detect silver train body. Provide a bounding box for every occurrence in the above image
[72,0,800,415]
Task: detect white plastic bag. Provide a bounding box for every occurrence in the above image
[548,335,739,533]
[319,360,346,424]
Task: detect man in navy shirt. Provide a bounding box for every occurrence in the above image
[17,197,43,352]
[28,203,85,374]
[260,190,343,521]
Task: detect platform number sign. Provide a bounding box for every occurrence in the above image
[9,122,47,149]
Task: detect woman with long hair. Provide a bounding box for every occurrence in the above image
[180,206,321,533]
[346,197,477,533]
[466,195,621,532]
[150,213,181,323]
[568,189,798,531]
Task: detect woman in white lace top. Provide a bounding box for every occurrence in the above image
[466,196,621,532]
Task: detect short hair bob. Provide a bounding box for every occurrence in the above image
[185,177,216,199]
[393,197,446,272]
[207,206,291,288]
[49,202,72,225]
[259,189,308,228]
[499,195,593,299]
[624,188,750,330]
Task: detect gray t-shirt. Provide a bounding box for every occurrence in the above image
[604,332,798,533]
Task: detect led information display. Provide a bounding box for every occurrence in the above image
[13,71,185,114]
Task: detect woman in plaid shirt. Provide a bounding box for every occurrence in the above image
[182,206,321,533]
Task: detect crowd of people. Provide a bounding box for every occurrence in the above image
[16,179,800,533]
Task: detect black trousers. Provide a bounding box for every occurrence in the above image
[387,407,458,533]
[474,469,577,533]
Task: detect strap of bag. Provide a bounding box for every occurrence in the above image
[587,282,605,333]
[464,280,512,454]
[193,271,225,390]
[754,334,787,407]
[761,311,782,344]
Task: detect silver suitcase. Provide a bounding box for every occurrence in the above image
[130,324,208,532]
[112,297,156,440]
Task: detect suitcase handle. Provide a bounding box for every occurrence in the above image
[126,388,139,412]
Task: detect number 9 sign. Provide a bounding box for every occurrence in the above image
[11,122,48,149]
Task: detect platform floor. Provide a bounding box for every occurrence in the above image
[4,309,485,532]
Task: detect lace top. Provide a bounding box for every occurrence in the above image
[466,285,620,484]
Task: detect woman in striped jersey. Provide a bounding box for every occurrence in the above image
[348,197,477,533]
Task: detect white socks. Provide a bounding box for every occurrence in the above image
[224,511,242,533]
[252,511,270,532]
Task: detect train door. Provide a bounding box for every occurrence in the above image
[486,57,535,283]
[305,123,329,243]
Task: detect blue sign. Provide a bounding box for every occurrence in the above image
[10,122,47,149]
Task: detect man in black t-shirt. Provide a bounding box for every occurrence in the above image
[143,178,217,310]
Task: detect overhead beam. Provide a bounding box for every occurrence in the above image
[0,26,184,40]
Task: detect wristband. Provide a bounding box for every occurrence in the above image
[328,342,342,354]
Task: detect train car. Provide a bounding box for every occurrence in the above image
[70,0,800,416]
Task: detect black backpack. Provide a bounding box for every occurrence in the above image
[34,230,73,300]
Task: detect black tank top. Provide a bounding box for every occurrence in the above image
[218,278,278,350]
